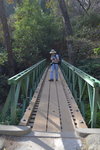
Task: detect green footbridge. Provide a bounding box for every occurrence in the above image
[0,59,100,135]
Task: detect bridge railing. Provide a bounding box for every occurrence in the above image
[61,60,100,128]
[1,59,46,124]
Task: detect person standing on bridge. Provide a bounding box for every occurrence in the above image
[49,49,59,81]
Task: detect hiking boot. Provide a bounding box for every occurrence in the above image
[49,79,54,81]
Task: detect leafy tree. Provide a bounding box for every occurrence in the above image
[13,0,62,66]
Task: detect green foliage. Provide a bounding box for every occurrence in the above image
[72,12,100,41]
[84,101,100,128]
[93,47,100,55]
[96,111,100,128]
[0,51,7,65]
[84,101,91,127]
[72,12,100,29]
[13,0,62,66]
[70,37,94,63]
[71,11,100,65]
[81,13,100,28]
[78,58,100,80]
[0,107,23,125]
[0,54,7,64]
[15,107,23,125]
[73,25,100,41]
[0,113,11,125]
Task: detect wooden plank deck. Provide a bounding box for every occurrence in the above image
[32,67,81,132]
[47,70,61,132]
[56,72,74,132]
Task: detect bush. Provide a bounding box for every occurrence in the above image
[73,25,100,41]
[71,38,95,63]
[72,12,100,41]
[81,13,100,28]
[72,12,100,29]
[78,58,100,80]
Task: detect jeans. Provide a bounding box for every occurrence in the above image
[50,63,58,80]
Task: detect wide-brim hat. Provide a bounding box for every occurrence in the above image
[50,49,56,54]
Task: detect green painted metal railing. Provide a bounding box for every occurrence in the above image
[1,59,46,124]
[61,60,100,128]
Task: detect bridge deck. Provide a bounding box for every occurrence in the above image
[20,67,87,133]
[32,69,74,132]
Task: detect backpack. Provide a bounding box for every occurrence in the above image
[58,54,62,65]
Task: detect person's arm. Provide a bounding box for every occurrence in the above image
[51,56,55,63]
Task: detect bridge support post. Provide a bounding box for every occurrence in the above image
[91,87,99,127]
[11,82,21,124]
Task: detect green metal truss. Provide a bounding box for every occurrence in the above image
[1,59,47,124]
[61,60,100,128]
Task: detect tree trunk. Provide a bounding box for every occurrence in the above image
[58,0,76,64]
[58,0,73,36]
[0,0,15,76]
